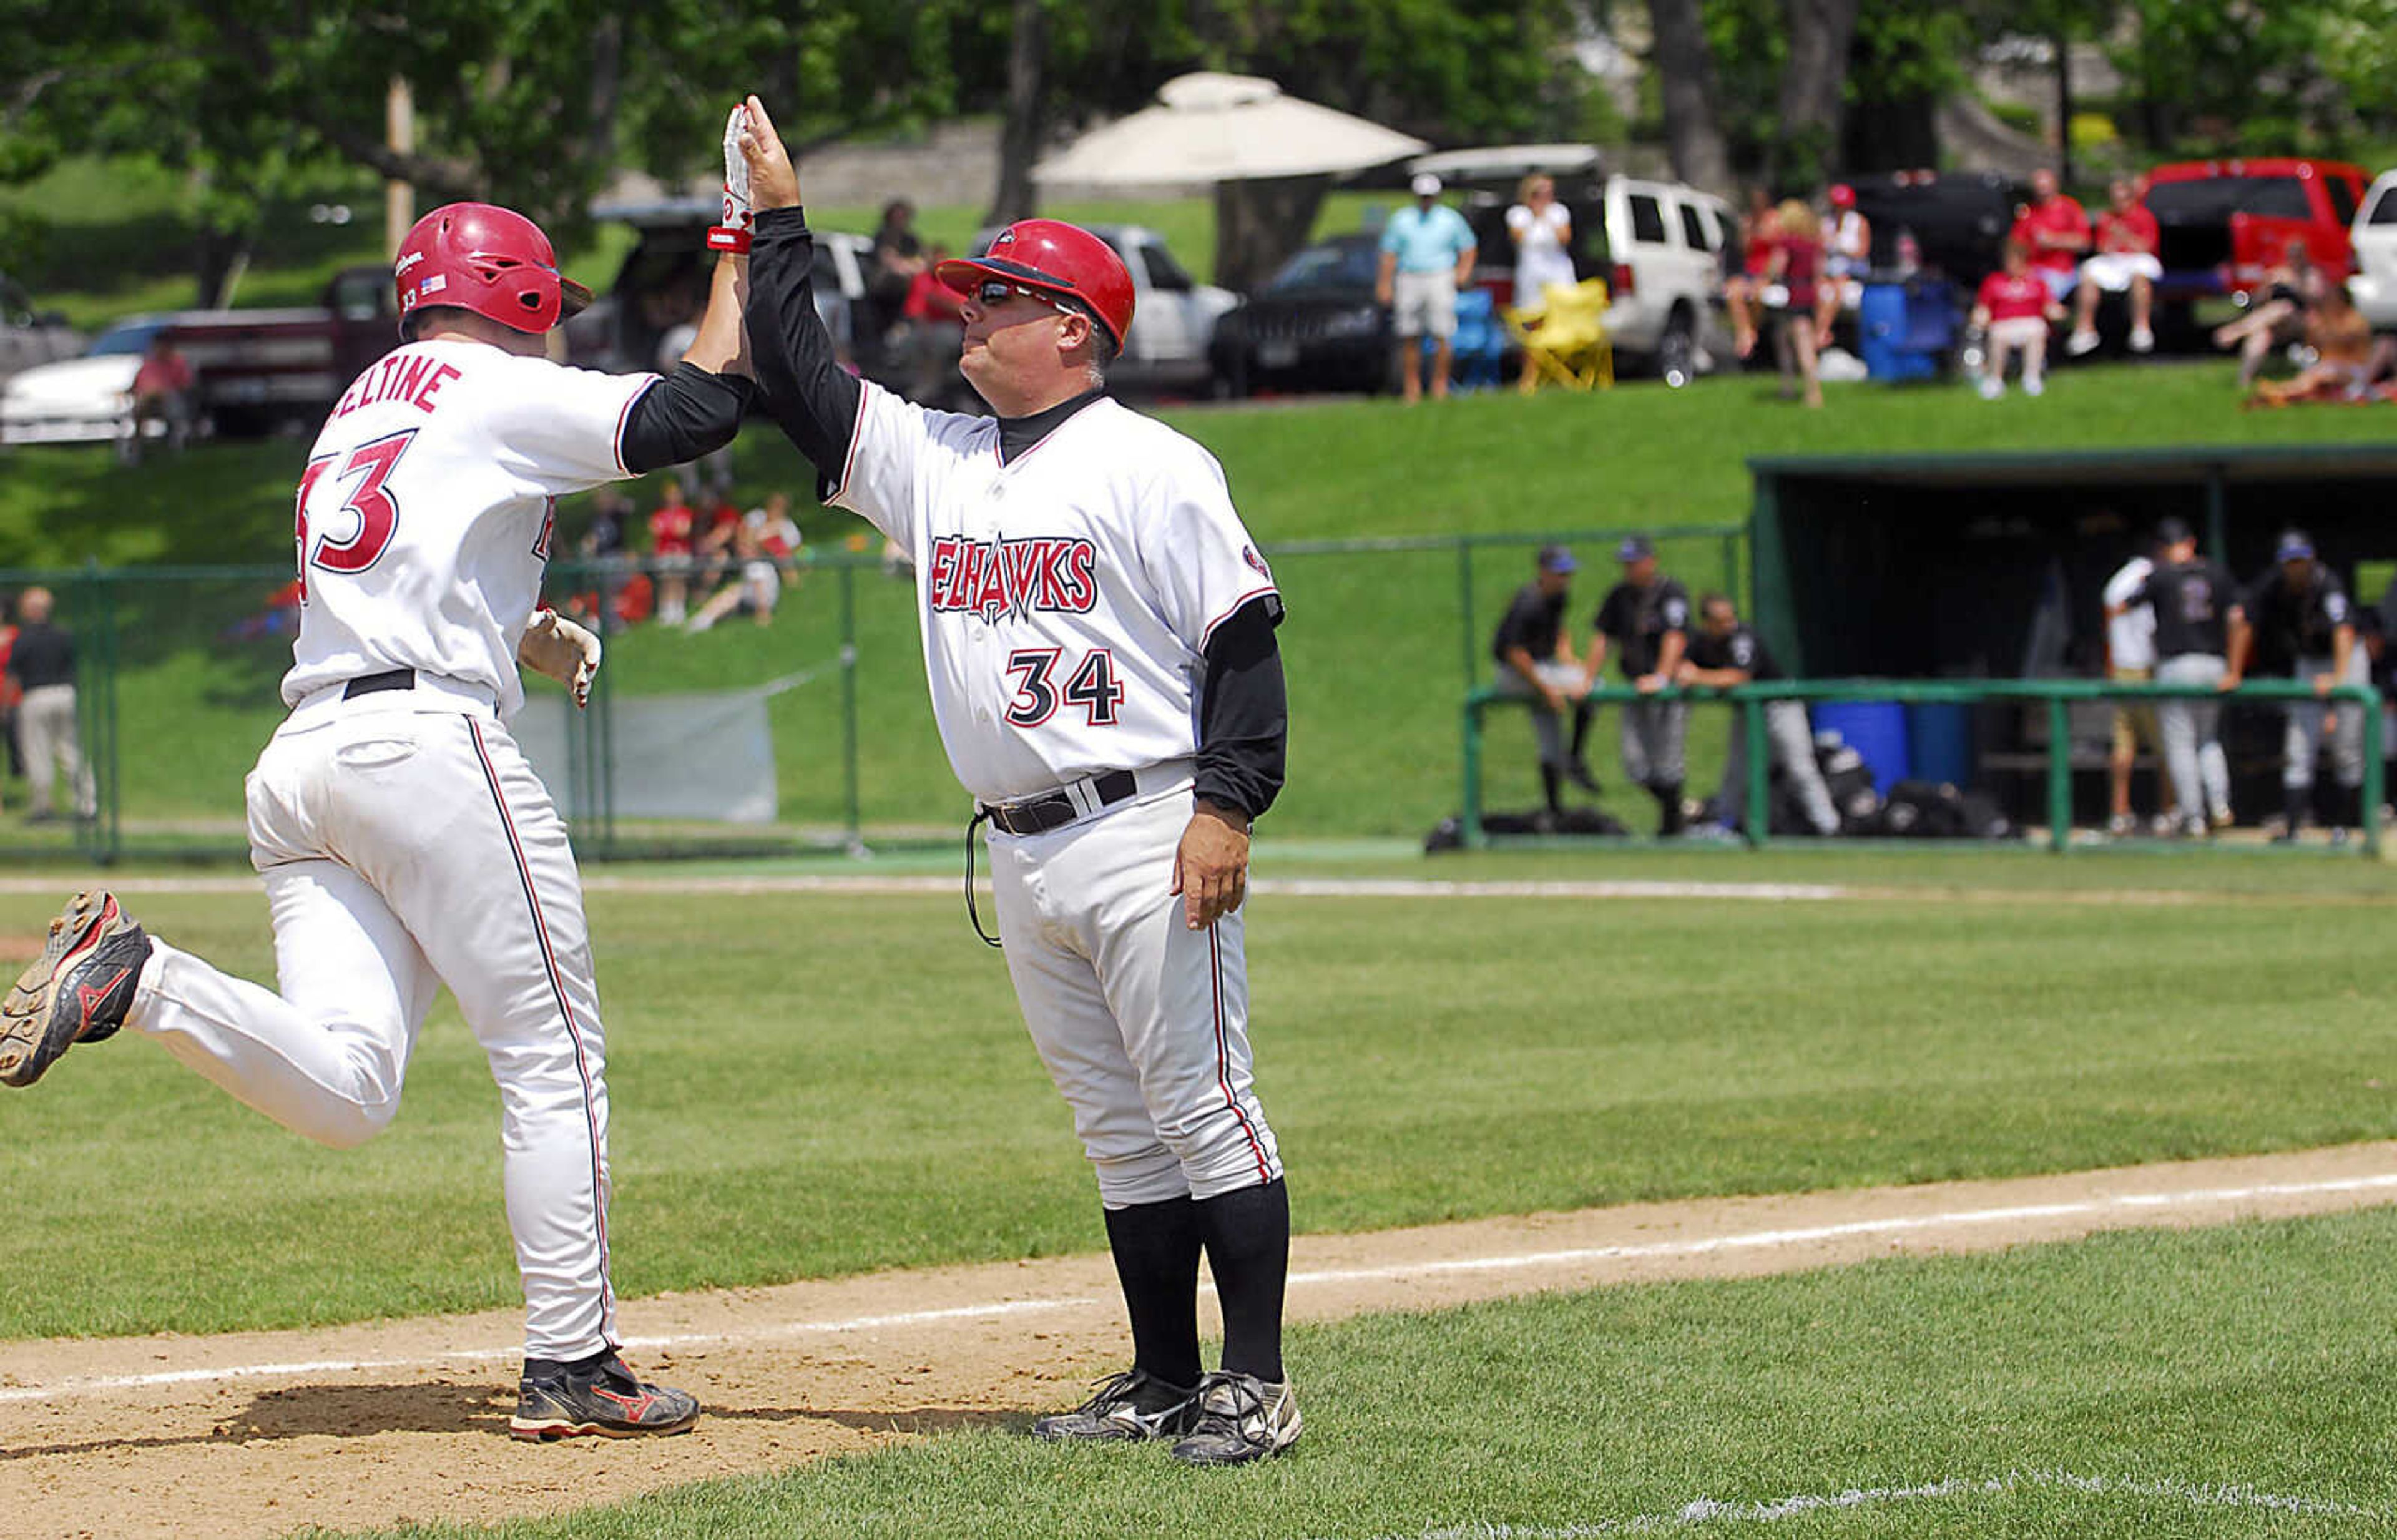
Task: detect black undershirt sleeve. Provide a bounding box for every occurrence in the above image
[745,207,865,498]
[1195,596,1288,820]
[620,362,754,476]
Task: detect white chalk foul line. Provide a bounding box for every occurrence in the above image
[1342,1468,2390,1537]
[6,1170,2396,1408]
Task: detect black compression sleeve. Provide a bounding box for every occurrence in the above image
[620,363,754,476]
[746,208,864,494]
[1195,597,1288,819]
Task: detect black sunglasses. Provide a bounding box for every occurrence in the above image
[974,278,1082,321]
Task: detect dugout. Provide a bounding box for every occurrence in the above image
[1746,444,2397,821]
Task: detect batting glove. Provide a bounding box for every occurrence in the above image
[710,104,755,253]
[519,607,603,708]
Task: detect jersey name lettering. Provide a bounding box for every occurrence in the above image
[329,352,463,423]
[927,534,1099,622]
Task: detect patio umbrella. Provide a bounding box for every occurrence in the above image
[1032,72,1429,190]
[1033,73,1431,292]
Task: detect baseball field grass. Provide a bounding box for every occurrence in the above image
[338,1210,2397,1539]
[5,860,2394,1340]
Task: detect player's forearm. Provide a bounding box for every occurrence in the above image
[1684,667,1748,689]
[745,208,864,483]
[1653,632,1687,679]
[1195,600,1288,820]
[680,252,752,378]
[620,363,753,476]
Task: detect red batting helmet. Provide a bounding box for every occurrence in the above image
[393,202,592,339]
[936,220,1135,349]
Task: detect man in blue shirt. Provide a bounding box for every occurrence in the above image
[1375,173,1478,403]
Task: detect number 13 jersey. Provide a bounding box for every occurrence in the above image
[281,339,655,718]
[831,383,1280,805]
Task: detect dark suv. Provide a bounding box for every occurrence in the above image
[1208,234,1395,396]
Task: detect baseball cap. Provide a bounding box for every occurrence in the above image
[2276,528,2316,562]
[2154,516,2193,547]
[1616,534,1656,562]
[1537,544,1577,574]
[1828,183,1856,208]
[1410,172,1443,197]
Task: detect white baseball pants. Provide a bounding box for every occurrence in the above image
[988,780,1283,1210]
[125,683,616,1359]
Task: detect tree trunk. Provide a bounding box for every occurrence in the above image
[1649,0,1732,195]
[1214,175,1328,295]
[988,0,1045,227]
[1774,0,1863,189]
[2054,27,2074,184]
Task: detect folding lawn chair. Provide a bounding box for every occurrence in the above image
[1503,278,1613,393]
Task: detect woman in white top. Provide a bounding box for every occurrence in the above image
[1506,174,1577,391]
[1813,182,1870,343]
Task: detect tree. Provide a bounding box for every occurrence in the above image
[1650,0,1733,193]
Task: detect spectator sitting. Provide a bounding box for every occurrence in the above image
[2246,279,2375,407]
[687,494,804,633]
[1815,183,1870,348]
[1677,592,1840,838]
[1726,187,1782,361]
[1490,544,1599,821]
[2009,167,2091,313]
[647,478,695,625]
[1764,200,1825,408]
[1971,239,2063,400]
[694,485,743,591]
[2213,238,2324,389]
[122,331,195,464]
[2066,177,2160,356]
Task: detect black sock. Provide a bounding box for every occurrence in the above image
[1653,780,1685,835]
[1540,763,1563,812]
[1569,704,1594,761]
[2287,784,2311,831]
[1102,1196,1203,1388]
[1195,1177,1290,1383]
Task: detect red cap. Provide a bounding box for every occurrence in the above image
[936,220,1135,349]
[1828,183,1856,209]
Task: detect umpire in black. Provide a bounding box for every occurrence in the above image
[1584,535,1693,835]
[1491,544,1599,818]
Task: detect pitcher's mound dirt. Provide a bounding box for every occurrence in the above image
[6,1141,2396,1539]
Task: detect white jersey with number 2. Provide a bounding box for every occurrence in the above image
[830,382,1279,805]
[282,339,656,717]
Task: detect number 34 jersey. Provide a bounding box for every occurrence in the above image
[831,383,1280,806]
[280,340,657,718]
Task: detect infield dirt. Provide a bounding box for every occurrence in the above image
[6,1140,2396,1539]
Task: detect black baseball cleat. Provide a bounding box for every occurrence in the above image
[1030,1367,1200,1441]
[0,891,149,1088]
[509,1351,700,1441]
[1171,1370,1302,1465]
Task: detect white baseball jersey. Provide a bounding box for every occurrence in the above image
[830,383,1279,804]
[2104,555,2158,671]
[282,340,657,717]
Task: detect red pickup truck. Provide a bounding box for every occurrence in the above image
[2142,158,2368,328]
[168,265,401,436]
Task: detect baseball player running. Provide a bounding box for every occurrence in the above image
[0,194,757,1439]
[734,97,1299,1464]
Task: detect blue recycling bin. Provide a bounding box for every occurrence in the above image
[1814,701,1911,795]
[1858,279,1957,382]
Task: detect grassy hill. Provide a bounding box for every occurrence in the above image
[7,360,2397,849]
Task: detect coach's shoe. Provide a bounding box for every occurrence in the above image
[1031,1368,1200,1442]
[0,891,149,1088]
[1170,1370,1301,1466]
[509,1350,700,1441]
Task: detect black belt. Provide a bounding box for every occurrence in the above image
[980,768,1139,836]
[343,668,416,700]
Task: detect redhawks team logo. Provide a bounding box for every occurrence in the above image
[928,534,1099,622]
[1242,544,1272,579]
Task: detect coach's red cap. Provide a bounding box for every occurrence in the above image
[936,220,1135,349]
